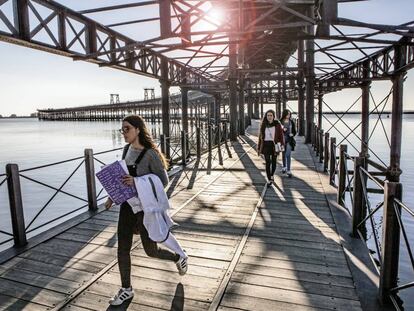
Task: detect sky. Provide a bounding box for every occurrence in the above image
[0,0,414,116]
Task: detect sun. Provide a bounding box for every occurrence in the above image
[206,7,225,25]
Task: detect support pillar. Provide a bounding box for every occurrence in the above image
[253,95,259,119]
[260,81,264,117]
[181,87,188,134]
[282,67,287,113]
[305,22,315,144]
[298,39,306,136]
[361,61,371,157]
[229,39,238,141]
[160,58,170,160]
[379,44,405,304]
[277,77,282,118]
[239,77,245,135]
[214,94,221,125]
[247,81,253,124]
[318,93,323,130]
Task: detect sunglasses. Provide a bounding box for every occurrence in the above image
[118,126,135,134]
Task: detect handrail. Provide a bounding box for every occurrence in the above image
[394,198,414,218]
[360,166,385,190]
[367,158,388,173]
[19,155,85,172]
[93,147,123,156]
[1,125,221,250]
[388,199,414,301]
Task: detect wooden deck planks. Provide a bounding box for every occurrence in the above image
[217,133,362,311]
[0,133,366,310]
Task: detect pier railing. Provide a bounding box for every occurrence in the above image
[310,121,411,308]
[0,124,229,254]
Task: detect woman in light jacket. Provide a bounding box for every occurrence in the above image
[105,115,187,306]
[257,110,285,185]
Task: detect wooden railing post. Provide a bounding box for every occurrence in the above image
[337,144,347,206]
[84,149,97,211]
[324,132,330,172]
[352,156,367,238]
[6,164,27,247]
[379,181,402,304]
[319,129,324,163]
[329,137,337,186]
[196,127,201,159]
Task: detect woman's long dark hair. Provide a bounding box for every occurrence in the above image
[259,109,278,138]
[281,109,291,121]
[123,115,168,169]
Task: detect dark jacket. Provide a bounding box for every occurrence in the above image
[281,119,297,150]
[289,119,297,137]
[257,121,285,155]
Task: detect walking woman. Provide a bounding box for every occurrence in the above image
[105,115,188,306]
[257,110,285,185]
[280,109,297,177]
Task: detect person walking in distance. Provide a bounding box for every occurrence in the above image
[280,109,297,177]
[105,115,188,306]
[257,110,285,185]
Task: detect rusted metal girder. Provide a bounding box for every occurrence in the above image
[319,37,414,91]
[0,0,211,85]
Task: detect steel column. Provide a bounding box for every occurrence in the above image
[388,44,406,183]
[298,39,306,136]
[361,61,371,157]
[305,13,315,144]
[239,78,245,135]
[160,58,170,159]
[318,93,323,130]
[229,38,238,141]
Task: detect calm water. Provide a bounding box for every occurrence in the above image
[1,116,414,308]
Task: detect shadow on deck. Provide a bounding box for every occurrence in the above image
[0,121,386,311]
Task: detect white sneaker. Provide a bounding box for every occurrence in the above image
[176,252,188,276]
[281,167,287,174]
[109,287,134,306]
[287,170,292,177]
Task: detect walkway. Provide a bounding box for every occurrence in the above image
[0,123,366,311]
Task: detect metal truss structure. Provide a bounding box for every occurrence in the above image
[3,1,414,307]
[1,0,414,140]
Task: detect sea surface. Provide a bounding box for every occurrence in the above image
[0,116,414,309]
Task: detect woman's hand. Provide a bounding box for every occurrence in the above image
[104,198,113,210]
[122,175,134,186]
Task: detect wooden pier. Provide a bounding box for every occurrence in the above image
[0,122,384,311]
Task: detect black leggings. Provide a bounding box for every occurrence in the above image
[262,141,277,180]
[264,153,277,180]
[118,203,179,288]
